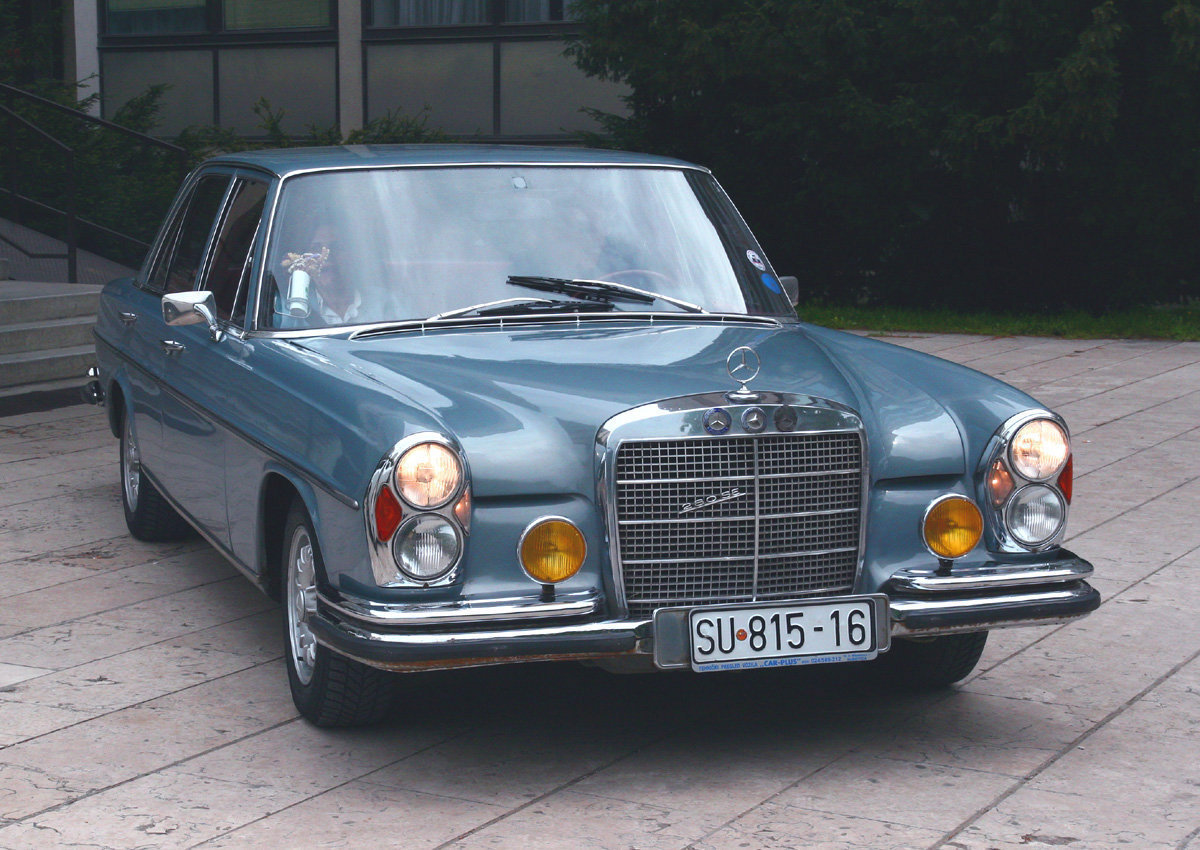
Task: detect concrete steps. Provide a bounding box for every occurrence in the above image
[0,315,97,355]
[0,282,102,393]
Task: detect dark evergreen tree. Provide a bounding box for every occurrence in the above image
[568,1,1200,310]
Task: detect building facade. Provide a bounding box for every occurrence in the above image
[66,0,626,140]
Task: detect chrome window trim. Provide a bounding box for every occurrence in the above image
[346,312,785,340]
[595,391,869,618]
[273,161,714,181]
[978,408,1072,553]
[364,431,470,588]
[244,312,785,341]
[137,167,201,291]
[155,170,236,297]
[209,171,272,332]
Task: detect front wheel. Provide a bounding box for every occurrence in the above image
[878,631,988,688]
[282,500,396,727]
[120,412,190,542]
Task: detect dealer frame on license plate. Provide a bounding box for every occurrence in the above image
[675,595,890,672]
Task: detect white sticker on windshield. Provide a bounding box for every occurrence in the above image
[746,249,766,271]
[512,176,528,189]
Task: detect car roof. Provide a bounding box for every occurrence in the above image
[204,144,706,178]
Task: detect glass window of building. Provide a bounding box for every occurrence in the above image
[224,0,331,30]
[370,1,489,27]
[503,0,579,22]
[107,0,207,35]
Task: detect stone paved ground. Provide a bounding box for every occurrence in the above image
[0,333,1197,849]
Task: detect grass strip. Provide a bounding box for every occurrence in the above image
[798,303,1200,341]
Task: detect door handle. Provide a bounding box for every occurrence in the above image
[119,311,138,326]
[160,339,186,355]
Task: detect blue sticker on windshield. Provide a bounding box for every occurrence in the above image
[761,273,781,293]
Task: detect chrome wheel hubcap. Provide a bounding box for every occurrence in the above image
[122,417,141,510]
[287,525,319,685]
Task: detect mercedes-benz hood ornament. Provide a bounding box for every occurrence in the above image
[726,345,762,401]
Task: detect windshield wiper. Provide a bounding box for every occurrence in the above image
[506,275,707,314]
[476,300,617,317]
[426,296,614,322]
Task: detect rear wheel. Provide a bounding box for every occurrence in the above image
[120,411,190,541]
[879,632,988,688]
[283,500,396,727]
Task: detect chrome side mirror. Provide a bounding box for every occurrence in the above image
[163,291,224,342]
[779,275,800,307]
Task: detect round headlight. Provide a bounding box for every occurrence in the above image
[922,495,983,560]
[395,442,462,508]
[1006,484,1066,547]
[1010,419,1069,481]
[394,514,461,581]
[519,518,586,584]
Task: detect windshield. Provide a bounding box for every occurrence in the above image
[260,165,790,329]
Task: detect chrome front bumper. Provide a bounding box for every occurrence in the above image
[313,553,1099,672]
[883,552,1099,636]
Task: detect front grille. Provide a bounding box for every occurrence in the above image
[614,433,863,618]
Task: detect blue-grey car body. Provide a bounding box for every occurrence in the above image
[90,145,1098,683]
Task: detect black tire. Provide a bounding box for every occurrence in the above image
[282,500,396,727]
[120,410,191,542]
[879,631,988,688]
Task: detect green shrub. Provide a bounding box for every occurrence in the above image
[567,0,1200,311]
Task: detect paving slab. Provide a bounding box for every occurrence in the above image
[0,334,1197,849]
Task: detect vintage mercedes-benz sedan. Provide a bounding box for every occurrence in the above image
[87,146,1099,726]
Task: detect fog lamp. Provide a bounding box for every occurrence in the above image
[1006,484,1066,547]
[519,518,586,584]
[394,514,461,581]
[922,495,983,560]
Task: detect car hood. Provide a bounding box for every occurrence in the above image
[297,320,1037,497]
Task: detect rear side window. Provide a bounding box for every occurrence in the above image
[206,179,268,324]
[148,174,229,294]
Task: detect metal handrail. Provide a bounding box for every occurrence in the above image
[0,101,76,280]
[0,82,188,283]
[0,188,153,249]
[0,82,186,155]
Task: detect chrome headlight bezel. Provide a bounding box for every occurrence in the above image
[1008,418,1070,482]
[364,432,471,588]
[393,513,463,582]
[979,410,1072,553]
[1005,484,1068,548]
[394,440,463,510]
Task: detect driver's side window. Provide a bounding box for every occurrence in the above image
[207,179,268,325]
[147,174,230,294]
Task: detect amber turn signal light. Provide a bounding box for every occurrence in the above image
[1057,454,1073,504]
[519,518,586,584]
[922,495,983,560]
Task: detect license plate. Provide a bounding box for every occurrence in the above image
[688,596,886,672]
